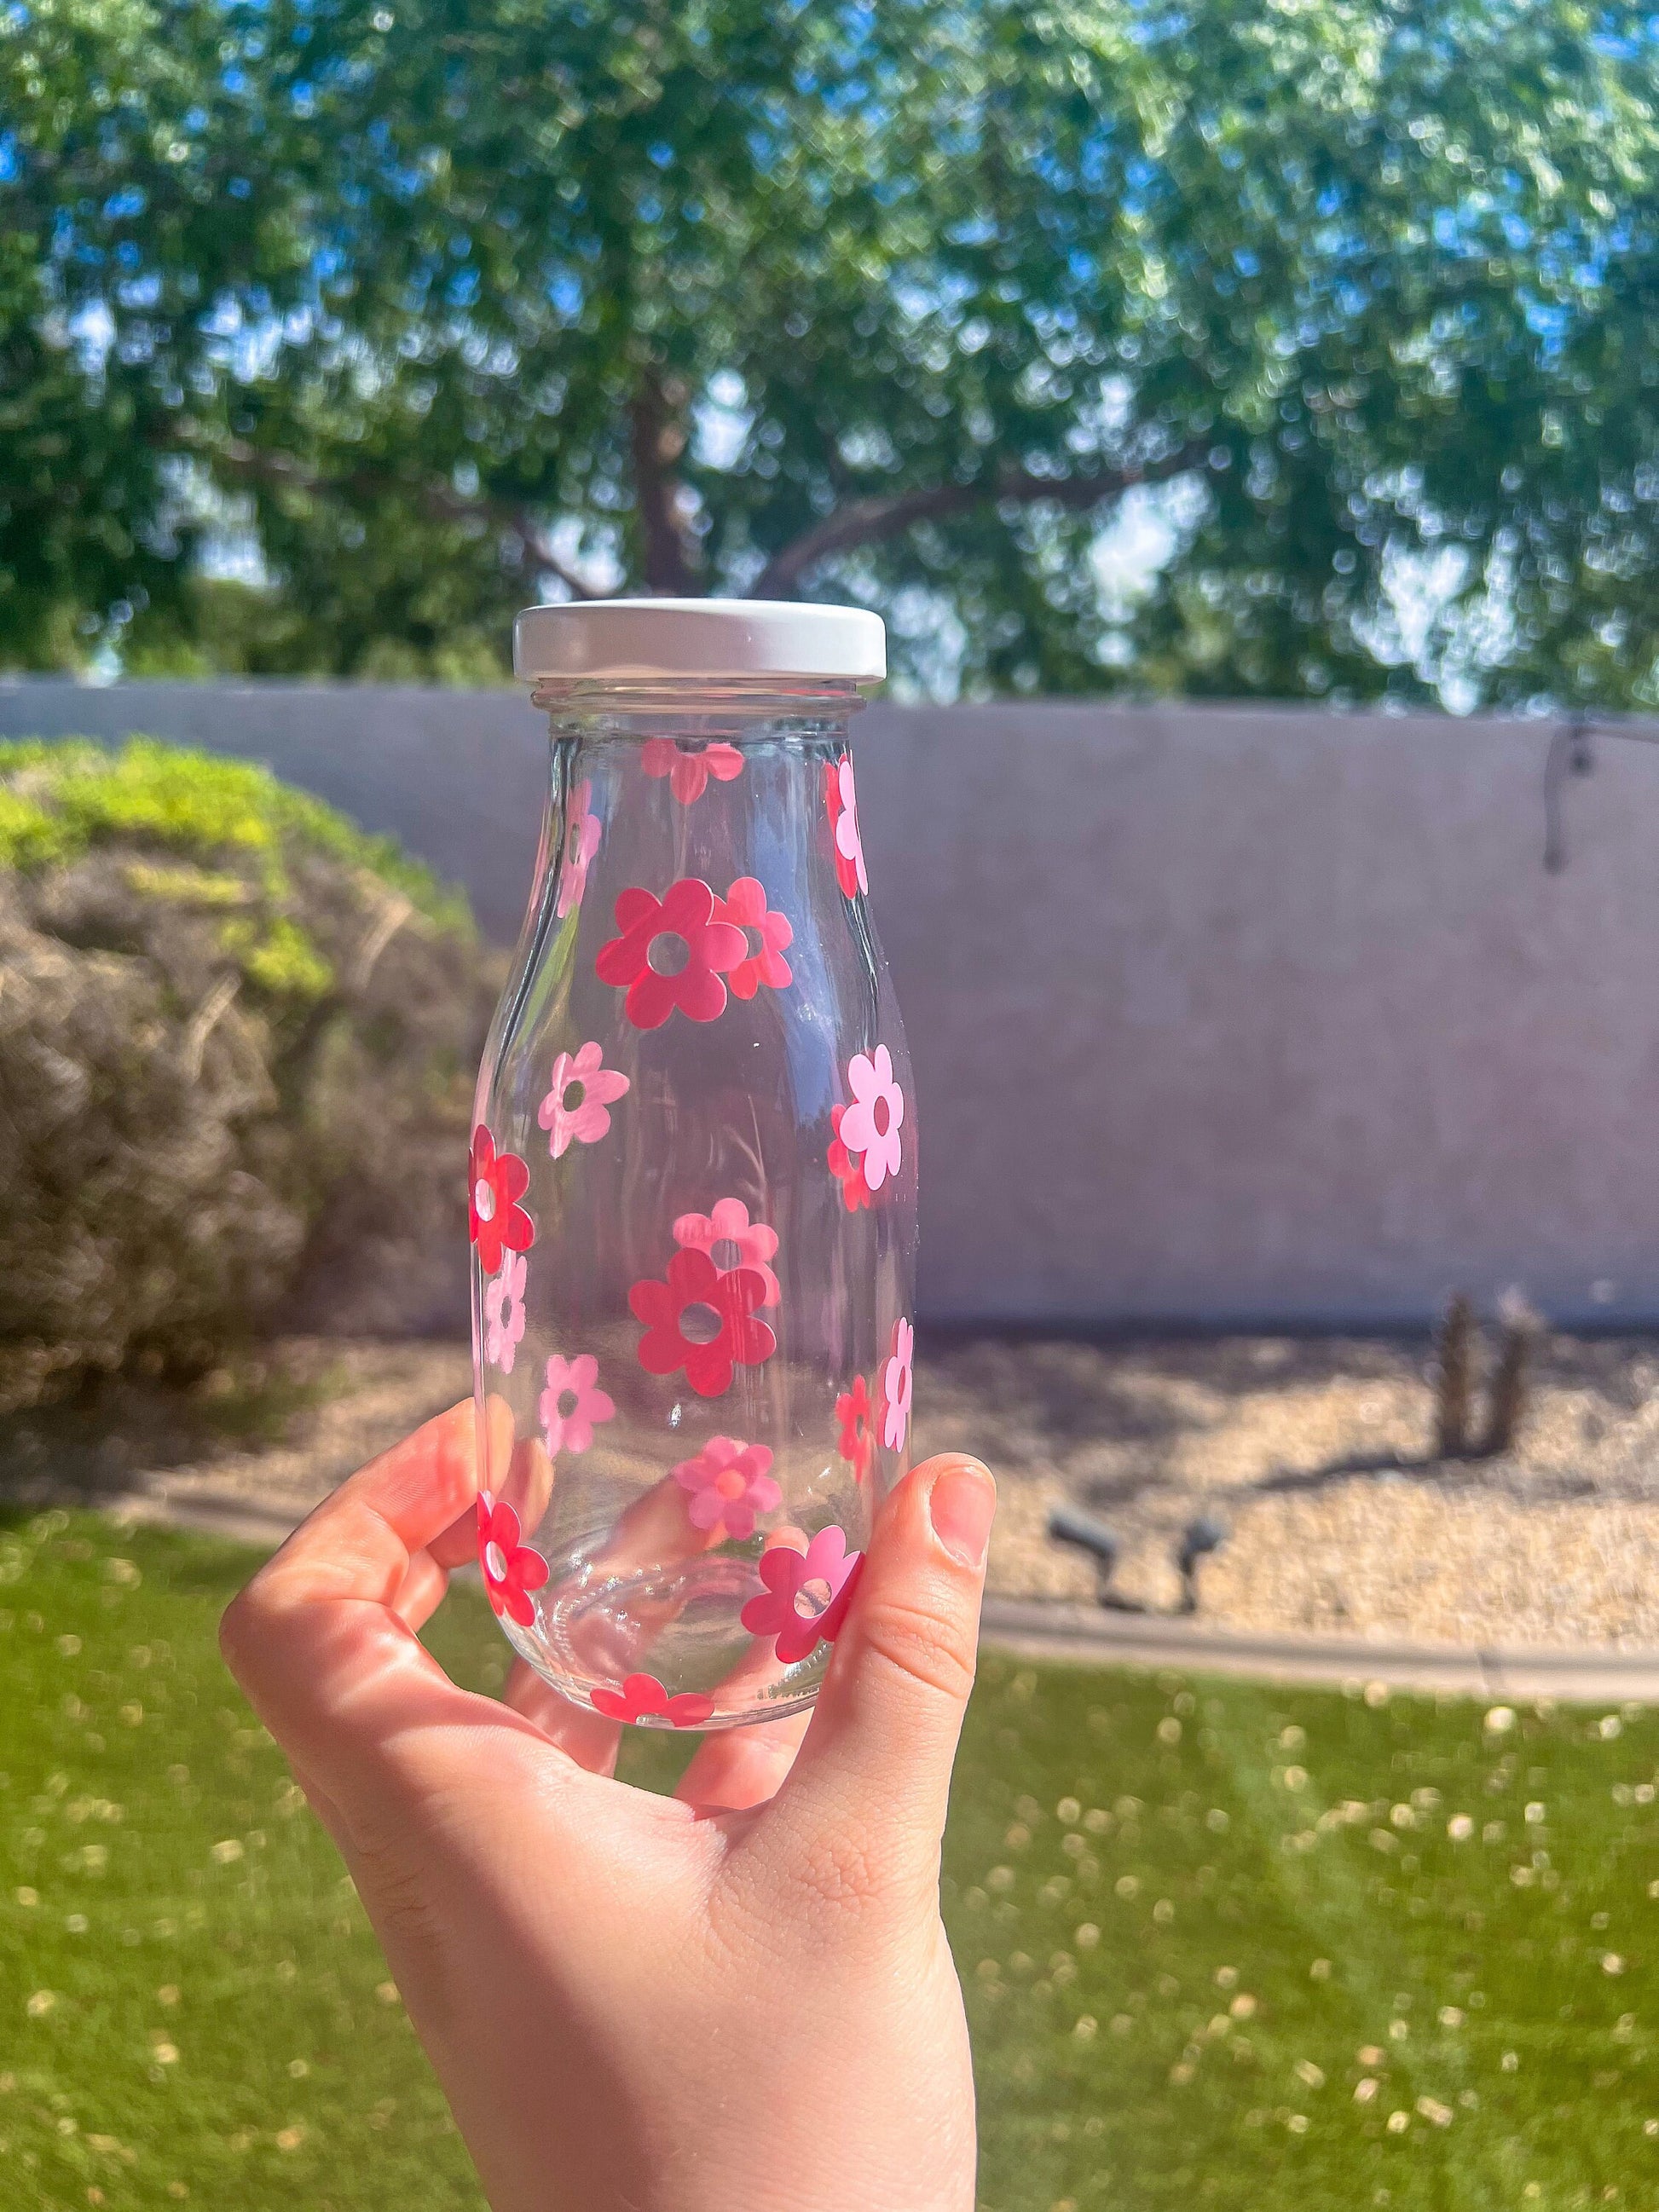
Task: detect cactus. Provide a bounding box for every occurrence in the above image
[1434,1292,1478,1458]
[1483,1291,1543,1456]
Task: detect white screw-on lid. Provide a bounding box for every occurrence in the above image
[513,597,886,685]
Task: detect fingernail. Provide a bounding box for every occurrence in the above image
[929,1462,996,1569]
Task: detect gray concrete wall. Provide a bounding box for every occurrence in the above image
[4,677,1655,1327]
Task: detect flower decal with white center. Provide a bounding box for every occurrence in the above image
[469,1125,535,1273]
[477,1492,548,1627]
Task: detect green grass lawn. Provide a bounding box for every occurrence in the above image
[3,1510,1657,2210]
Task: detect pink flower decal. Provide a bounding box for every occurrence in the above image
[539,1353,616,1457]
[673,1435,781,1540]
[595,877,747,1030]
[556,779,602,918]
[826,1104,874,1212]
[836,1373,874,1481]
[483,1250,528,1374]
[538,1040,630,1159]
[469,1125,535,1274]
[590,1672,715,1728]
[672,1196,781,1307]
[628,1247,776,1397]
[824,754,868,898]
[717,876,794,1000]
[882,1317,914,1453]
[477,1491,549,1627]
[642,736,745,806]
[740,1525,863,1664]
[839,1046,905,1195]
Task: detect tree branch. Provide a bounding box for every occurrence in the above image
[160,424,1212,611]
[161,430,605,600]
[507,511,607,604]
[750,441,1212,600]
[628,375,699,595]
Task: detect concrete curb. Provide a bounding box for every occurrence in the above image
[979,1596,1659,1701]
[109,1490,308,1555]
[106,1492,1659,1703]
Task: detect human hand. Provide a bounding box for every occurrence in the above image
[219,1404,996,2212]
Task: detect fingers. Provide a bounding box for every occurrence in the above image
[675,1708,811,1815]
[504,1659,621,1777]
[220,1401,506,1820]
[391,1548,449,1634]
[765,1454,995,1887]
[239,1399,482,1612]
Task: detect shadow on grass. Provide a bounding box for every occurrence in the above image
[0,1345,349,1507]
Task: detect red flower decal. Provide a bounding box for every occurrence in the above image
[477,1491,549,1627]
[836,1373,875,1481]
[826,1104,874,1212]
[590,1672,715,1728]
[628,1246,776,1397]
[595,877,747,1030]
[717,876,794,1000]
[469,1125,535,1273]
[642,736,744,806]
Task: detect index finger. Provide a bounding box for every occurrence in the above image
[219,1399,507,1825]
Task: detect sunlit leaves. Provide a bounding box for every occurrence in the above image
[6,0,1659,701]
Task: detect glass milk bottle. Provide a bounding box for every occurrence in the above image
[470,600,916,1730]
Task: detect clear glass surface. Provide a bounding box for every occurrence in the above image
[470,685,916,1729]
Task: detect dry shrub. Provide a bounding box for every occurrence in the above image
[0,739,500,1410]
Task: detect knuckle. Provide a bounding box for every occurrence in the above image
[787,1821,898,1915]
[855,1590,979,1709]
[217,1580,268,1683]
[348,1827,442,1953]
[217,1557,303,1688]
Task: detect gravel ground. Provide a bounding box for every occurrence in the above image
[9,1328,1659,1652]
[921,1331,1659,1648]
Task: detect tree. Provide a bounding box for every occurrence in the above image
[5,0,1659,706]
[0,0,317,667]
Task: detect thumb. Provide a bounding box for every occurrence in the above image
[768,1453,996,1884]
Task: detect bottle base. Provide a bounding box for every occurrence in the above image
[506,1550,827,1730]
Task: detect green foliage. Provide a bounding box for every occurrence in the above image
[6,1510,1659,2209]
[6,0,1659,705]
[0,740,471,938]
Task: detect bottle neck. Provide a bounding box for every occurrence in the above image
[531,675,865,738]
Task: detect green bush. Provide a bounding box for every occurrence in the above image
[0,740,497,1411]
